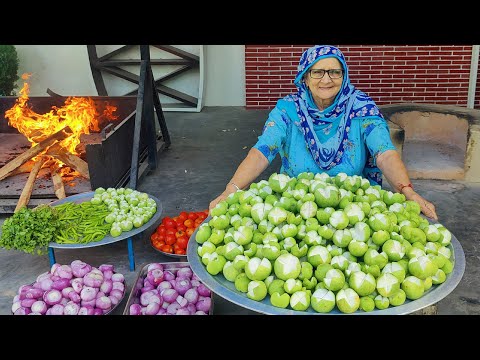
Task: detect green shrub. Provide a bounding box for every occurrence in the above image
[0,45,19,96]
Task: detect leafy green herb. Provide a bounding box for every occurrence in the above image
[0,205,63,255]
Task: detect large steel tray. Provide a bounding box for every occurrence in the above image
[187,217,466,315]
[48,191,162,249]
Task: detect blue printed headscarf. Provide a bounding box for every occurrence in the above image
[286,45,384,184]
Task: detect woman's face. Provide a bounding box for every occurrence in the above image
[305,57,343,108]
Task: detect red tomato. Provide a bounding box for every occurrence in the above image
[188,212,198,220]
[157,234,166,242]
[175,249,186,255]
[173,243,182,252]
[178,211,188,222]
[176,224,187,232]
[165,228,176,238]
[174,217,184,226]
[164,218,176,229]
[150,233,160,242]
[197,213,207,221]
[162,216,172,225]
[176,235,189,249]
[194,218,203,228]
[184,219,194,228]
[185,227,195,237]
[175,230,185,238]
[165,234,177,245]
[156,225,166,235]
[160,244,173,253]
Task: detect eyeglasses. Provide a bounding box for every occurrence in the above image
[309,69,344,80]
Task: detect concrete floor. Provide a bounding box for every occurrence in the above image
[1,106,479,315]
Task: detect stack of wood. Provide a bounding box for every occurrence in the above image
[0,126,90,212]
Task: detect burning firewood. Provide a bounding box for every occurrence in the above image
[46,143,90,179]
[0,126,73,181]
[50,166,66,199]
[14,157,46,212]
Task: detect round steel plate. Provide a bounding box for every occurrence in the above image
[48,191,163,249]
[187,217,465,315]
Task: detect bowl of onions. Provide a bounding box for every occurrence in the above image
[124,262,213,315]
[12,260,127,315]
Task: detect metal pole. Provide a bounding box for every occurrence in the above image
[467,45,479,109]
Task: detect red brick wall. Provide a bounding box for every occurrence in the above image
[245,45,479,110]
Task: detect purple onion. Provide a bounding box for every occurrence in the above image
[147,263,164,272]
[78,306,95,315]
[184,288,199,304]
[146,269,164,286]
[129,304,142,315]
[161,288,178,303]
[71,278,84,293]
[93,308,103,315]
[176,308,190,315]
[109,289,124,300]
[14,307,31,315]
[50,263,61,275]
[68,291,81,303]
[163,270,176,281]
[141,284,155,293]
[140,290,161,307]
[176,267,193,279]
[95,296,112,310]
[196,297,212,313]
[102,270,113,280]
[83,272,104,288]
[145,302,161,315]
[49,304,65,315]
[195,310,207,315]
[11,301,21,313]
[52,278,71,291]
[157,281,172,294]
[71,260,92,278]
[36,271,51,283]
[64,301,80,315]
[109,295,120,306]
[31,300,48,314]
[174,279,192,296]
[95,291,106,299]
[100,280,113,294]
[112,281,125,293]
[55,265,73,279]
[166,302,181,315]
[80,286,98,302]
[43,289,62,306]
[157,308,167,315]
[81,298,96,308]
[62,287,75,298]
[197,284,211,297]
[20,298,36,308]
[111,273,125,283]
[98,264,114,272]
[25,288,44,299]
[176,295,188,308]
[187,303,196,314]
[191,279,201,287]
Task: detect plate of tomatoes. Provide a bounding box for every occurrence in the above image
[150,209,209,258]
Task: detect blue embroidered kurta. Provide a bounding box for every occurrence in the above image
[253,99,396,185]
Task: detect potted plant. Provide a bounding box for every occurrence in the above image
[0,45,19,96]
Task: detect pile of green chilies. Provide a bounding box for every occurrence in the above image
[53,201,112,244]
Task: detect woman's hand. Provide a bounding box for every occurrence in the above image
[209,191,229,213]
[404,190,438,221]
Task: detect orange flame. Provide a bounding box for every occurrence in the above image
[5,74,117,156]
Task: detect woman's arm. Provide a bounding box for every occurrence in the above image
[209,148,270,211]
[376,149,438,220]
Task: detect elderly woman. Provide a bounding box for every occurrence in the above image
[210,45,437,220]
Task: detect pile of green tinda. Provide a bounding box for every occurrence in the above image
[195,172,454,313]
[91,187,157,237]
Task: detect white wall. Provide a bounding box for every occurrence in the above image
[204,45,245,106]
[13,45,246,107]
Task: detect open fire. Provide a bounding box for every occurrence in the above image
[0,74,119,211]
